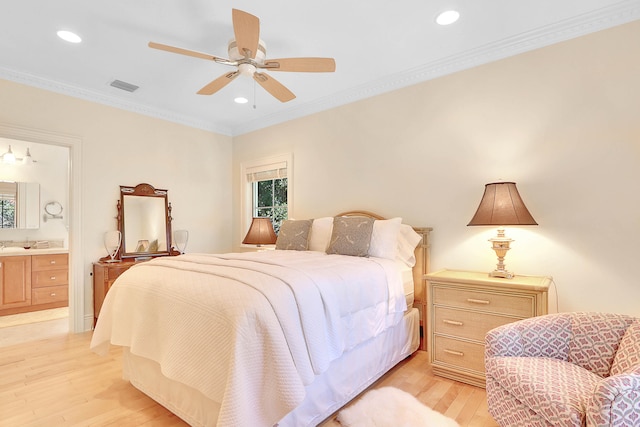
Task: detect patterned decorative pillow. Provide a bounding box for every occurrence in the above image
[275,219,312,250]
[610,320,640,376]
[326,216,375,257]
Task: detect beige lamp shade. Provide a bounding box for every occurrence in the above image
[468,182,537,226]
[242,217,277,246]
[468,182,537,279]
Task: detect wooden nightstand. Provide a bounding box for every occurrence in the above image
[426,269,551,387]
[93,261,135,326]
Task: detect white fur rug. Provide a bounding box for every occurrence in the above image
[337,387,460,427]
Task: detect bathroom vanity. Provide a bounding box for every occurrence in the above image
[0,249,68,316]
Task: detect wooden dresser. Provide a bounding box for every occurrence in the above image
[93,261,135,325]
[426,269,551,387]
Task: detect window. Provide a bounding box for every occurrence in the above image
[252,177,287,233]
[241,154,292,239]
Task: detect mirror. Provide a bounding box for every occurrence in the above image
[116,183,178,259]
[0,181,40,229]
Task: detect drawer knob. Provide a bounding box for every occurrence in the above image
[50,260,56,264]
[443,319,464,326]
[50,276,56,280]
[51,293,56,297]
[444,349,464,357]
[467,298,490,305]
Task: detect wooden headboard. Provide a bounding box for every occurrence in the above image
[336,211,432,346]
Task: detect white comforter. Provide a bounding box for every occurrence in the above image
[90,251,408,427]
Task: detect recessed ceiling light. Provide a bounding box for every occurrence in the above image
[57,30,82,43]
[436,10,460,26]
[234,97,249,104]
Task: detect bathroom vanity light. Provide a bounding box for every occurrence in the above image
[1,145,36,165]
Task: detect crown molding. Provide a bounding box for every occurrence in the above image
[1,1,638,138]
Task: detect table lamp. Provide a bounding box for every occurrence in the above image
[242,217,277,247]
[467,182,537,279]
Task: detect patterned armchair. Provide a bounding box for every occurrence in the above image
[485,312,640,427]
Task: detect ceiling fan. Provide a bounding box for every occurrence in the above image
[149,9,336,103]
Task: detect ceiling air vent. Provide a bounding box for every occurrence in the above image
[110,79,139,93]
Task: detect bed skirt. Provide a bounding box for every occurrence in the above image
[122,307,420,427]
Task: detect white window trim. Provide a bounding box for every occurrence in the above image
[240,153,293,246]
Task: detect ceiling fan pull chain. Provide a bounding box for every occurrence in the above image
[253,78,257,109]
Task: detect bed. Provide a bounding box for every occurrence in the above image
[90,211,431,427]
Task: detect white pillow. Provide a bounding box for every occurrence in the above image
[308,217,334,252]
[396,224,422,267]
[368,217,402,260]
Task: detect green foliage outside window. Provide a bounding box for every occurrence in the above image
[254,178,287,234]
[0,198,16,228]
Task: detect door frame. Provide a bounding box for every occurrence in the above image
[0,124,84,332]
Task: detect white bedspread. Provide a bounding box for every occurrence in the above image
[90,251,407,427]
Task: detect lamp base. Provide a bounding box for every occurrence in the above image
[489,227,514,279]
[489,269,514,279]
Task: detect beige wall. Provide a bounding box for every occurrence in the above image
[0,80,233,328]
[233,21,640,316]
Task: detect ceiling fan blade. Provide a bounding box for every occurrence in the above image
[261,57,336,73]
[253,73,295,102]
[197,71,240,95]
[232,9,260,59]
[148,42,234,64]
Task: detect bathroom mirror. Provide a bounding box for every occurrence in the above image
[0,181,40,229]
[116,183,177,259]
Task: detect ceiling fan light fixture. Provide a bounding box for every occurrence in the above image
[57,30,82,43]
[238,62,257,76]
[436,10,460,26]
[234,97,248,104]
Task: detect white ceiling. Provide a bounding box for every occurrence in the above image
[1,1,639,136]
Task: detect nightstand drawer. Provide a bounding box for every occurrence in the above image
[32,285,68,305]
[432,286,535,317]
[32,270,68,287]
[433,336,485,373]
[434,306,518,341]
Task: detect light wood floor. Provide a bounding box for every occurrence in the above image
[0,330,499,426]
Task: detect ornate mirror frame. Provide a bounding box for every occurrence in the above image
[116,183,178,260]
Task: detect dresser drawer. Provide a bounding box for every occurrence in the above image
[432,286,535,317]
[32,253,68,271]
[434,306,518,341]
[32,270,68,287]
[433,335,485,373]
[32,285,68,305]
